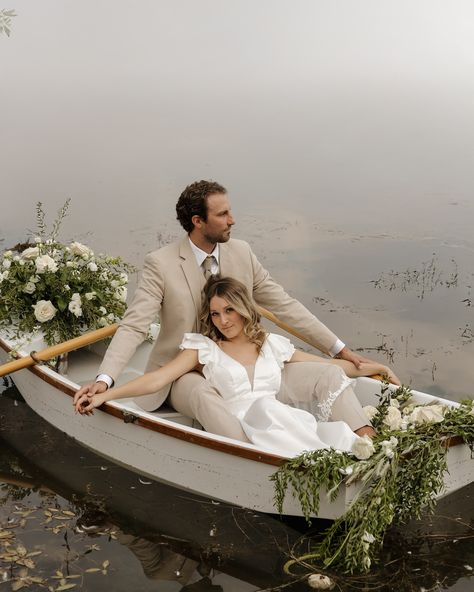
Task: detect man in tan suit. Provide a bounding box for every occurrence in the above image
[79,180,373,440]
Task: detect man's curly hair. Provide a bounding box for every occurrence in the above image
[176,180,227,233]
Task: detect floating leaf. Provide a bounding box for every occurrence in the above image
[17,558,36,569]
[84,568,101,573]
[56,584,77,591]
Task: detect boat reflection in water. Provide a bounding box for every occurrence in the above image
[0,382,473,592]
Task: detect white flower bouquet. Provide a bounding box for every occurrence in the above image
[0,201,134,346]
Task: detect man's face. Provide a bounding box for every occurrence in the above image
[200,193,235,244]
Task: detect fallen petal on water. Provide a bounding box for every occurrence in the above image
[307,573,335,590]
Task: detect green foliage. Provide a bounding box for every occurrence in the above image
[0,201,134,346]
[271,389,474,574]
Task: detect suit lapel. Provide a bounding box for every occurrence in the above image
[219,241,233,276]
[179,236,205,323]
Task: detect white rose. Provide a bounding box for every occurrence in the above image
[34,236,42,243]
[389,398,400,408]
[99,306,107,315]
[99,317,108,327]
[352,435,375,460]
[339,465,354,476]
[66,261,74,268]
[85,291,96,300]
[362,531,376,544]
[383,406,403,431]
[110,279,119,288]
[35,254,58,274]
[87,261,98,272]
[115,286,127,302]
[107,313,115,321]
[307,574,334,590]
[32,300,57,322]
[2,259,11,269]
[21,247,40,260]
[3,250,12,258]
[409,404,446,425]
[120,272,128,282]
[64,284,70,291]
[19,259,25,266]
[100,271,108,281]
[68,300,83,317]
[363,405,378,421]
[70,241,92,257]
[380,436,398,459]
[29,275,40,283]
[1,270,9,280]
[68,293,83,317]
[23,282,36,294]
[13,255,20,261]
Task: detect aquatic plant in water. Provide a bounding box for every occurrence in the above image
[271,384,474,574]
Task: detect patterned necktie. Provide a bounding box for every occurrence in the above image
[202,255,215,279]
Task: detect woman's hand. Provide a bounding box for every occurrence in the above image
[74,390,107,415]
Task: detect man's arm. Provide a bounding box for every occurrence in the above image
[97,251,164,382]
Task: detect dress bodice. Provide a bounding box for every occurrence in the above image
[179,333,295,412]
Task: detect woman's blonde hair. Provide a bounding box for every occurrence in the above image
[199,276,267,350]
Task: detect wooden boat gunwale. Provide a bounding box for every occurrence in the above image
[0,334,284,466]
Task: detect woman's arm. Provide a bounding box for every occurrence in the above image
[288,350,401,385]
[74,349,200,414]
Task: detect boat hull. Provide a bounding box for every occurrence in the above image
[1,334,473,519]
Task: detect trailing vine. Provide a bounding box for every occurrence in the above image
[271,385,474,574]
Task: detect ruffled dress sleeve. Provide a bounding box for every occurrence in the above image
[265,333,296,368]
[179,333,215,365]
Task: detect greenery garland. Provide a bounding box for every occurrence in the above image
[271,384,474,574]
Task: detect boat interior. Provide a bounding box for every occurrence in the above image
[6,330,203,430]
[3,327,457,436]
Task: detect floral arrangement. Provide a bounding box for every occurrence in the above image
[0,200,134,346]
[272,383,474,574]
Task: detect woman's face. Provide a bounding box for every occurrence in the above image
[209,295,245,340]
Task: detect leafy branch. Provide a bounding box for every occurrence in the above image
[0,9,17,37]
[271,391,474,574]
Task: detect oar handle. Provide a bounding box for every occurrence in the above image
[0,323,119,378]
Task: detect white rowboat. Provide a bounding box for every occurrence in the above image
[1,330,473,519]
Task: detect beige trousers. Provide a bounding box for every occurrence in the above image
[169,362,370,442]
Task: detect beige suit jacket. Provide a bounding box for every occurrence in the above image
[99,236,338,409]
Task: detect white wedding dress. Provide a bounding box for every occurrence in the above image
[180,333,360,457]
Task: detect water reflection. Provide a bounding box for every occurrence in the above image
[0,384,473,591]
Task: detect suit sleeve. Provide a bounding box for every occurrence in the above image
[248,246,340,356]
[98,252,164,381]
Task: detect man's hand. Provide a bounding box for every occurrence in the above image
[73,381,108,411]
[336,346,374,369]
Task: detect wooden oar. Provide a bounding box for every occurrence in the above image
[0,323,118,378]
[258,306,315,347]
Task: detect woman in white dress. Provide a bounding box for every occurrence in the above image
[74,277,400,457]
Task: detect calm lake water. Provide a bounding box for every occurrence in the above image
[2,2,474,589]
